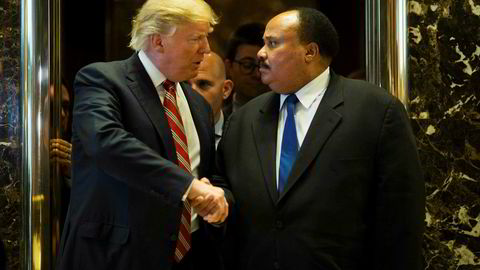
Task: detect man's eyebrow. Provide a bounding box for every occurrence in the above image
[190,32,208,38]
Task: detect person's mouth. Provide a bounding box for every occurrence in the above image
[193,61,202,68]
[258,62,269,71]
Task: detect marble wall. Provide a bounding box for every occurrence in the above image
[0,0,21,269]
[408,0,480,269]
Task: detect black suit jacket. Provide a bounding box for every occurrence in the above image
[217,73,425,270]
[57,54,224,270]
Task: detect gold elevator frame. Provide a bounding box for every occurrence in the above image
[20,0,409,269]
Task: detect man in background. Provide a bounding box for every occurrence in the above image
[218,7,425,270]
[223,22,270,116]
[49,81,73,227]
[189,52,233,148]
[56,1,231,270]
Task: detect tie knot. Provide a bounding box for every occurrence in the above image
[284,94,298,113]
[163,79,176,93]
[285,94,299,105]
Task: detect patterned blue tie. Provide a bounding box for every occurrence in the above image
[279,94,299,194]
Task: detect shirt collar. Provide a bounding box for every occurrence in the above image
[138,50,168,89]
[215,110,224,137]
[279,67,330,110]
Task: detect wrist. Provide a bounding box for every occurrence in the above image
[187,178,202,200]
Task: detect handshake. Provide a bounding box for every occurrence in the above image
[187,178,229,224]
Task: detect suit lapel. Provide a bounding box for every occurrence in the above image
[278,73,344,202]
[181,82,212,176]
[251,93,280,203]
[124,53,177,162]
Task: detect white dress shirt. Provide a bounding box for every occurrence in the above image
[275,67,330,187]
[214,110,224,149]
[139,50,200,232]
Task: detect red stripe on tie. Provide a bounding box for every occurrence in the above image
[163,80,192,262]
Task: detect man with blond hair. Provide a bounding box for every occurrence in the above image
[189,52,233,148]
[56,1,231,269]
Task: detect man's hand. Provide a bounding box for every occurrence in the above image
[50,138,72,165]
[188,178,228,224]
[50,138,72,178]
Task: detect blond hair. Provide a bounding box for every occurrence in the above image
[129,0,219,51]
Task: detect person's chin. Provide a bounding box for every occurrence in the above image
[186,69,199,80]
[259,76,270,85]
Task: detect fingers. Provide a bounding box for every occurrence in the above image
[188,179,207,200]
[188,178,218,199]
[50,138,71,147]
[49,139,72,161]
[189,185,229,224]
[203,197,228,224]
[50,148,71,160]
[50,139,72,153]
[190,196,204,208]
[193,194,217,217]
[199,177,211,185]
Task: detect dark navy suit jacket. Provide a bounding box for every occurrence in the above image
[57,53,224,270]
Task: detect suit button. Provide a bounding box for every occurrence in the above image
[170,234,177,241]
[273,261,280,269]
[276,221,283,230]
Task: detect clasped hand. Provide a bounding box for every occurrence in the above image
[50,138,72,178]
[187,178,228,224]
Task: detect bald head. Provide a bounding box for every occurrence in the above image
[257,8,338,93]
[200,52,226,80]
[189,52,233,123]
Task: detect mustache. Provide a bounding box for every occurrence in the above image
[258,61,269,69]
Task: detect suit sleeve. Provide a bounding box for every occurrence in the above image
[212,113,235,208]
[373,97,425,269]
[73,65,193,205]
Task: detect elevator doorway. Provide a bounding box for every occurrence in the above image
[62,0,365,87]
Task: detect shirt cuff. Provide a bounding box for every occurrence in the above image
[182,178,196,201]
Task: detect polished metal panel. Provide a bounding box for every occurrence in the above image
[49,0,63,263]
[21,0,51,269]
[365,0,409,107]
[366,0,382,85]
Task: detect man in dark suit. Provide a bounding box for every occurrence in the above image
[56,1,230,270]
[217,8,425,270]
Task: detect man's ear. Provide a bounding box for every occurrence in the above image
[222,79,234,100]
[304,42,319,63]
[150,34,166,53]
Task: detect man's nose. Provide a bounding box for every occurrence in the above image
[257,45,266,60]
[200,37,210,54]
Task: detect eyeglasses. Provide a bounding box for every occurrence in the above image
[232,59,260,75]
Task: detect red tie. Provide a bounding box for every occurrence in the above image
[162,80,192,262]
